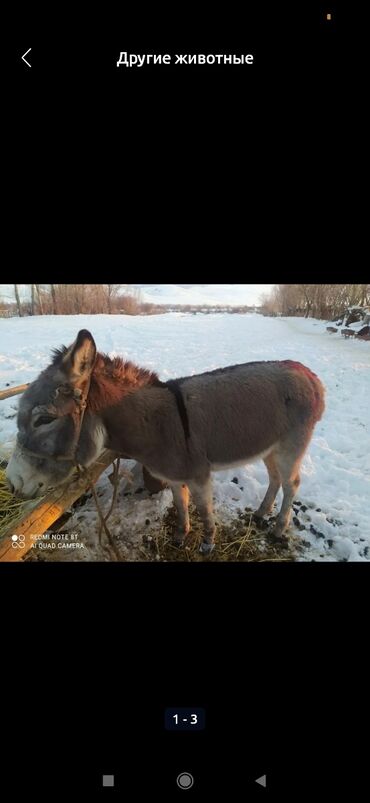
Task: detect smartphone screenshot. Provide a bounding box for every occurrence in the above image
[2,3,367,797]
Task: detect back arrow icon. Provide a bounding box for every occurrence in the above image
[22,48,32,68]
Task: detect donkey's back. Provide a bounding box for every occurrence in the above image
[178,359,324,464]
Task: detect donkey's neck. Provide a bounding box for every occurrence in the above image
[86,353,161,415]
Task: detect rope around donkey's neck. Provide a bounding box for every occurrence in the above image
[77,457,124,561]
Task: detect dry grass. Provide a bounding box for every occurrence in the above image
[140,503,300,562]
[0,468,36,538]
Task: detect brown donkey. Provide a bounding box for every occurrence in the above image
[6,330,325,554]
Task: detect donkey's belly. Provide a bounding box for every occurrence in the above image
[211,444,276,472]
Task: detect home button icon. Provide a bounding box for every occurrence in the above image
[177,772,194,790]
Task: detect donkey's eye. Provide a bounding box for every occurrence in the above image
[34,415,55,428]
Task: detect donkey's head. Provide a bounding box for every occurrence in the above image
[6,330,102,499]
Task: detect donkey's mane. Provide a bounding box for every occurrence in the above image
[51,347,160,413]
[51,346,69,363]
[88,353,160,413]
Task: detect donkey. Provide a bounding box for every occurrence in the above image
[6,330,325,554]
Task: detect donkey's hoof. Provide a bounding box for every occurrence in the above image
[173,530,188,548]
[199,542,215,555]
[254,507,269,519]
[270,529,289,548]
[253,513,270,530]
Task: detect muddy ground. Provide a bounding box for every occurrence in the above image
[24,462,308,563]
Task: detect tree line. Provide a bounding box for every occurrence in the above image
[3,284,369,321]
[2,287,257,318]
[259,284,370,320]
[3,285,160,317]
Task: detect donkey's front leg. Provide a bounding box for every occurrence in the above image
[171,483,190,546]
[188,477,216,555]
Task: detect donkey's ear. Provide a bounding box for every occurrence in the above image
[62,330,97,387]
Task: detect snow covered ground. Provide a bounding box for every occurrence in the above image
[0,312,369,561]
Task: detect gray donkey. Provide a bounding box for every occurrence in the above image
[6,330,325,553]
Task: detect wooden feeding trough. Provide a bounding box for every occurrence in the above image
[0,382,119,562]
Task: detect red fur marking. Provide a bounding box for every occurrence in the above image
[279,360,318,379]
[86,353,159,414]
[278,360,324,421]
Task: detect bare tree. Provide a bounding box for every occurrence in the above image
[50,284,57,314]
[62,284,87,314]
[259,289,279,315]
[35,284,44,314]
[104,284,122,314]
[30,284,35,315]
[300,285,314,318]
[14,285,22,317]
[360,284,370,306]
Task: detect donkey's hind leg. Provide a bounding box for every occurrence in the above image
[254,453,282,518]
[272,446,304,541]
[188,477,216,555]
[171,483,190,546]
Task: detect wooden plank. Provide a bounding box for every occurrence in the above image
[0,450,118,562]
[0,383,30,401]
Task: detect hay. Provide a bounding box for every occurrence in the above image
[0,468,35,538]
[141,504,300,562]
